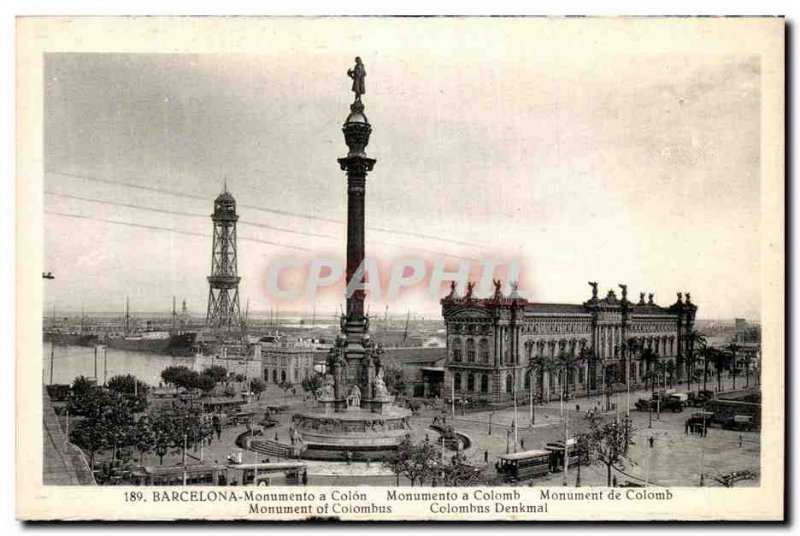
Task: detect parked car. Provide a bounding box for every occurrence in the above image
[685,411,714,435]
[721,415,754,432]
[687,390,715,407]
[660,395,685,413]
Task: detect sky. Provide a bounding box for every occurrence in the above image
[42,19,762,320]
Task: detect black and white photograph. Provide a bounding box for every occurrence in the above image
[15,15,784,521]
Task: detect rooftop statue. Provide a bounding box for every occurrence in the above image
[347,57,366,103]
[639,292,646,305]
[447,280,457,299]
[493,278,503,299]
[648,293,654,305]
[464,281,476,301]
[618,284,628,301]
[588,281,599,299]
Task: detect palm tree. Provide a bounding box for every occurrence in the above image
[626,338,645,389]
[528,351,557,404]
[726,342,741,390]
[665,360,676,388]
[637,347,659,396]
[741,350,754,388]
[698,346,718,392]
[556,349,587,401]
[684,330,707,393]
[710,348,728,392]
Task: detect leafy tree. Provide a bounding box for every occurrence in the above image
[69,415,107,471]
[202,365,229,383]
[440,452,480,486]
[107,374,149,413]
[68,389,137,469]
[149,409,181,465]
[234,373,247,383]
[131,415,155,464]
[279,381,294,403]
[250,378,266,399]
[572,433,590,487]
[384,436,440,487]
[194,374,217,396]
[67,375,99,416]
[382,365,407,396]
[301,373,325,400]
[161,365,192,390]
[583,413,635,487]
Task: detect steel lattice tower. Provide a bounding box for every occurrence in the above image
[206,186,242,330]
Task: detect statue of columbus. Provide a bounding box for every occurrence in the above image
[347,57,366,102]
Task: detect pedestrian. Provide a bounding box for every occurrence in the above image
[648,435,654,448]
[520,438,525,450]
[484,450,488,463]
[576,404,580,413]
[612,476,618,487]
[275,431,279,441]
[738,435,743,448]
[684,421,689,435]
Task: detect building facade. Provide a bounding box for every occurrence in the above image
[441,283,697,406]
[260,341,328,385]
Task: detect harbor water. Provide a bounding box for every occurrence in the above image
[42,344,262,387]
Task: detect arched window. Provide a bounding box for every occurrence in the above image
[467,373,475,391]
[505,374,513,394]
[452,338,462,363]
[454,373,462,392]
[524,371,531,389]
[479,338,490,363]
[481,374,489,393]
[466,339,476,363]
[281,370,286,383]
[272,369,278,383]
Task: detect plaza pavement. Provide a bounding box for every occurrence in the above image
[136,376,759,487]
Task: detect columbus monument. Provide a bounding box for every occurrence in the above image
[291,58,413,460]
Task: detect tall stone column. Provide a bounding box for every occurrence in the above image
[335,94,376,408]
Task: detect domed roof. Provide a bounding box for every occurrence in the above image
[216,190,235,204]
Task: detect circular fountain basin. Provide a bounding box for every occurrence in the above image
[293,405,413,461]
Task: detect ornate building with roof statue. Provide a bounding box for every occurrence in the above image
[440,281,697,406]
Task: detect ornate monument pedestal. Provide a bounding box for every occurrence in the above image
[292,403,412,461]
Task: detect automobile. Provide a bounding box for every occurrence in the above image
[722,415,754,432]
[685,411,714,434]
[634,398,655,411]
[687,390,715,407]
[660,395,685,413]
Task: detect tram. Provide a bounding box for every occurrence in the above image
[128,462,307,486]
[495,450,552,482]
